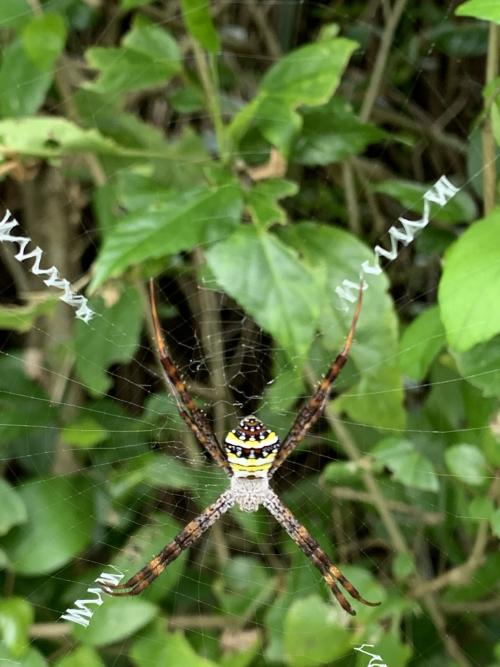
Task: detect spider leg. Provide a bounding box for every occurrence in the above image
[149,280,232,475]
[105,490,234,596]
[269,283,364,477]
[263,490,379,615]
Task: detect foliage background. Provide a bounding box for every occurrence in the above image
[0,1,499,666]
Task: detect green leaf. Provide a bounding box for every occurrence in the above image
[284,594,352,667]
[73,597,158,647]
[245,179,298,228]
[491,508,500,537]
[74,286,143,397]
[374,178,475,223]
[62,417,109,449]
[2,476,95,575]
[392,552,416,581]
[0,117,126,157]
[0,355,56,444]
[292,98,386,165]
[120,0,151,9]
[0,480,27,536]
[0,598,33,658]
[180,0,220,52]
[86,16,180,95]
[279,222,405,430]
[456,0,500,23]
[399,306,445,381]
[0,1,31,30]
[21,13,67,70]
[229,37,357,149]
[90,183,242,290]
[445,444,489,486]
[321,460,363,485]
[109,453,197,499]
[0,645,46,666]
[206,226,321,356]
[213,556,272,616]
[0,300,56,332]
[54,646,105,667]
[373,437,439,492]
[439,209,500,351]
[0,41,52,117]
[468,496,494,522]
[110,512,188,600]
[453,334,500,397]
[132,625,218,667]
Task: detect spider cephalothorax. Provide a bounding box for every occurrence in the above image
[224,415,280,478]
[105,280,379,616]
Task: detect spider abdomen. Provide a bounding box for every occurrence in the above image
[224,415,280,479]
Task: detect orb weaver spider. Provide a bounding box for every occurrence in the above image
[106,280,379,615]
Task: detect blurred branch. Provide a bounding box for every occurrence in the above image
[482,23,499,215]
[360,0,409,122]
[330,486,445,525]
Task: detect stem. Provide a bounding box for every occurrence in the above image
[192,43,228,163]
[482,23,499,214]
[360,0,409,122]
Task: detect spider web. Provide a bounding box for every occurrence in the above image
[0,2,498,667]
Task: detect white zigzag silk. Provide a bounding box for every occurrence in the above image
[335,175,459,307]
[0,210,94,323]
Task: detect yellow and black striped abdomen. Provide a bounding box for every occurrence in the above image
[225,416,280,478]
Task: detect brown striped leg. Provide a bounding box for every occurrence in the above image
[105,491,235,596]
[263,491,379,615]
[149,280,232,475]
[269,284,364,477]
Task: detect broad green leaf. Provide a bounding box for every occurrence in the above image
[456,0,500,23]
[2,476,95,575]
[392,552,416,580]
[132,624,217,667]
[445,443,488,486]
[55,646,105,667]
[491,508,500,537]
[0,117,125,157]
[74,286,143,397]
[229,37,357,148]
[72,597,158,647]
[86,16,180,95]
[0,480,27,536]
[110,512,188,600]
[62,417,109,449]
[0,300,56,332]
[90,183,242,290]
[453,334,500,397]
[279,222,405,430]
[0,355,56,444]
[21,13,66,70]
[245,179,298,228]
[0,1,31,30]
[439,209,500,351]
[468,496,494,521]
[284,594,352,667]
[373,437,439,492]
[0,645,46,667]
[292,99,386,165]
[399,306,445,381]
[206,226,321,356]
[0,598,32,658]
[181,0,220,52]
[109,453,196,499]
[321,460,363,485]
[374,178,475,223]
[356,635,412,667]
[213,556,272,616]
[0,41,52,117]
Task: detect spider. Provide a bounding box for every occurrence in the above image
[106,280,379,616]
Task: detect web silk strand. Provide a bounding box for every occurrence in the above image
[0,209,94,323]
[335,175,459,308]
